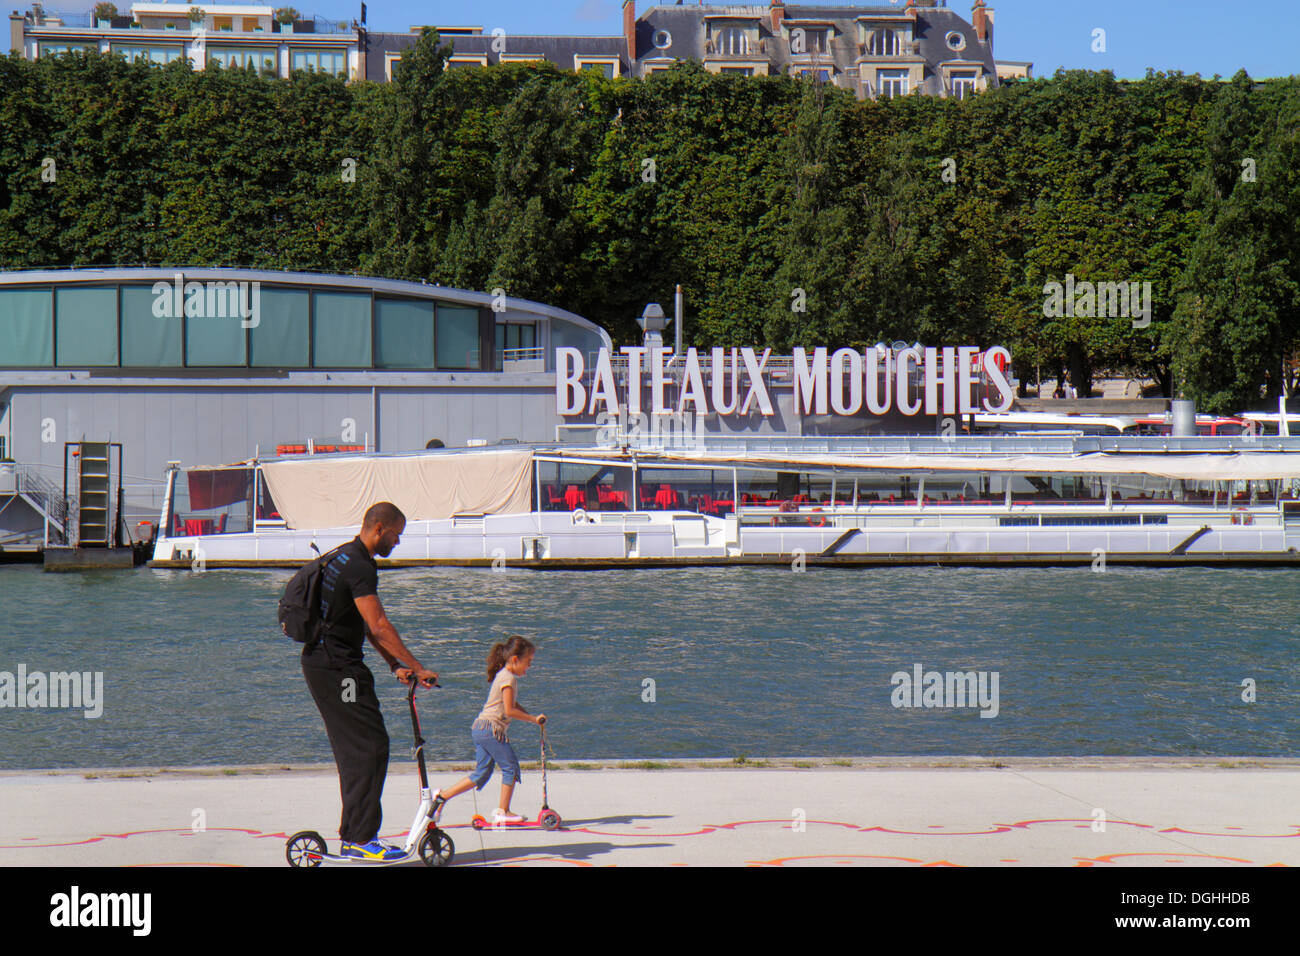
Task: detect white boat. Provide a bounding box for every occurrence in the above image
[148,434,1300,568]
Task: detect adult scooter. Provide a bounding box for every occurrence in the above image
[285,679,456,867]
[470,716,562,831]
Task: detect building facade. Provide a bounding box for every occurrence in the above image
[10,1,1027,97]
[0,268,610,545]
[11,2,358,77]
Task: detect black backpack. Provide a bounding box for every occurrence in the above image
[278,544,346,646]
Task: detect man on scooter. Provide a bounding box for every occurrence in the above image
[301,501,439,861]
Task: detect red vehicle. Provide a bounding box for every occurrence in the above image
[1131,415,1249,436]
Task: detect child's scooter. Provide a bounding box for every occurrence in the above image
[471,716,562,831]
[285,679,456,867]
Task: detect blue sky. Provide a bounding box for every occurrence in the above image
[320,0,1294,80]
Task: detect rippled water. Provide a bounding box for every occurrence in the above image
[0,564,1297,767]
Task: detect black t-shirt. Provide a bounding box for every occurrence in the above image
[313,536,378,664]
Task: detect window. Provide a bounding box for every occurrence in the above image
[385,53,401,80]
[946,31,967,53]
[120,285,182,367]
[447,55,488,69]
[789,27,828,55]
[719,66,754,76]
[111,44,184,65]
[312,291,371,368]
[877,68,909,98]
[795,67,832,83]
[496,323,538,367]
[290,48,347,77]
[436,306,480,370]
[866,29,899,57]
[951,70,977,100]
[38,42,98,57]
[575,57,619,77]
[374,297,434,369]
[55,287,118,367]
[208,46,278,73]
[185,297,247,366]
[715,26,749,56]
[249,288,309,367]
[0,289,53,367]
[652,29,672,50]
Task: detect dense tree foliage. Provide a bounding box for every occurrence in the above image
[2,33,1298,411]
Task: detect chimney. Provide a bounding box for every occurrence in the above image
[623,0,636,64]
[971,0,993,49]
[770,0,785,34]
[10,10,24,56]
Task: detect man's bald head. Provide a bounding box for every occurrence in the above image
[361,502,405,557]
[362,502,406,532]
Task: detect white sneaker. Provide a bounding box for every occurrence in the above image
[492,809,526,826]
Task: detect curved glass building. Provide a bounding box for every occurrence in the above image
[0,267,610,548]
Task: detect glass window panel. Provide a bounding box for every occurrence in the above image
[250,287,309,367]
[312,291,371,367]
[186,316,246,365]
[55,287,117,366]
[120,285,183,366]
[0,288,53,367]
[209,46,278,72]
[111,44,184,65]
[39,42,99,56]
[291,48,347,76]
[436,305,480,370]
[374,297,434,369]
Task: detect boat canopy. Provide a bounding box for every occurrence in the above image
[259,448,534,530]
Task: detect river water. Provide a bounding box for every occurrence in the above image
[0,564,1296,767]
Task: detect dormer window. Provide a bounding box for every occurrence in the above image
[716,25,749,56]
[865,29,900,57]
[789,27,829,55]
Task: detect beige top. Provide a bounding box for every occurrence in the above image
[476,667,518,740]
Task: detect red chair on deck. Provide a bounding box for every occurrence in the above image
[654,485,679,509]
[564,485,587,511]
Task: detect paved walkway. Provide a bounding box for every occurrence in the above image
[3,759,1298,867]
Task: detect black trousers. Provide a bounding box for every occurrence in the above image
[302,646,390,845]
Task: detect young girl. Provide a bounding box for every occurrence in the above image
[432,635,546,825]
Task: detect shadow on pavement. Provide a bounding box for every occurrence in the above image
[453,841,674,865]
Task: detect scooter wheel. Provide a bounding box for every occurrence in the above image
[539,810,562,831]
[419,828,455,867]
[285,830,327,868]
[470,815,488,830]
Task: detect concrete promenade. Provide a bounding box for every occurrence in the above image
[2,758,1298,867]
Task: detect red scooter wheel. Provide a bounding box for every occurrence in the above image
[539,809,562,831]
[470,815,488,830]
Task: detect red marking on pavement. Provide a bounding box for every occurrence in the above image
[1159,825,1300,838]
[1073,852,1268,867]
[748,854,963,867]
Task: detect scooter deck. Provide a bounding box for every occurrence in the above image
[311,850,419,866]
[470,812,563,831]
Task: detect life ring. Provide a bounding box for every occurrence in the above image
[809,508,826,528]
[572,508,590,524]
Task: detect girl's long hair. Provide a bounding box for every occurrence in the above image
[487,635,536,683]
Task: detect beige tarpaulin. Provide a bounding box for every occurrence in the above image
[260,450,534,530]
[580,449,1300,482]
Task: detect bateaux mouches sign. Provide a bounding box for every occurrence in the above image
[556,346,1014,418]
